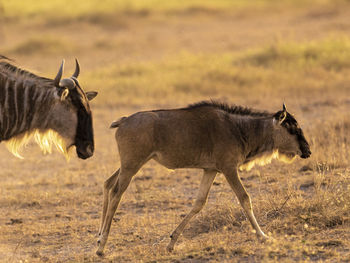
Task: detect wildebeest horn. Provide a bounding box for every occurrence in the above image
[72,58,80,78]
[59,78,75,90]
[283,103,287,112]
[54,60,64,88]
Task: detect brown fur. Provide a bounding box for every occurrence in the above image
[96,101,311,255]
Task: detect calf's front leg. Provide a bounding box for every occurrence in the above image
[223,168,268,240]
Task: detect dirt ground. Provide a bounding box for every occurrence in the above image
[0,1,349,262]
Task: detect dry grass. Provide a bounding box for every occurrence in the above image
[0,0,350,262]
[8,36,75,56]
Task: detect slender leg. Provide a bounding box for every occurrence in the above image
[98,169,120,236]
[167,169,217,252]
[96,168,135,256]
[223,168,268,240]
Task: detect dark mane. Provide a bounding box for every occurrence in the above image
[0,55,53,87]
[187,100,272,117]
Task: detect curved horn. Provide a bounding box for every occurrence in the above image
[59,78,75,90]
[70,76,80,87]
[54,60,64,87]
[72,58,80,78]
[283,102,287,112]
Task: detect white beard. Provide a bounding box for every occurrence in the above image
[239,150,296,171]
[5,129,72,160]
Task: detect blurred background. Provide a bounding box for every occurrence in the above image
[0,1,349,262]
[1,0,350,108]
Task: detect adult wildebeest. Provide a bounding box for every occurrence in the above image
[96,101,311,255]
[0,55,97,159]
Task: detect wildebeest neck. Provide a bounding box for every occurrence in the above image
[236,117,275,161]
[0,75,56,140]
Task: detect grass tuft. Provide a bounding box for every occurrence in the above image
[237,37,350,71]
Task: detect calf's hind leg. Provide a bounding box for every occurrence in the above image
[167,169,217,252]
[98,169,119,236]
[96,167,138,256]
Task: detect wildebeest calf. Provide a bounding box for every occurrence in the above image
[96,101,311,255]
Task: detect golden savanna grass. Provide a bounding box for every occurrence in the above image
[0,0,349,262]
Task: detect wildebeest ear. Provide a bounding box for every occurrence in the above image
[273,110,287,126]
[283,103,287,112]
[273,103,287,125]
[280,103,287,123]
[277,111,287,124]
[59,88,69,101]
[86,91,98,101]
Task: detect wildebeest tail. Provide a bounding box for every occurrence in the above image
[110,117,127,128]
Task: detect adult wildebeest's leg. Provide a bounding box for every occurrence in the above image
[96,167,137,256]
[167,169,217,252]
[98,169,120,236]
[223,169,268,240]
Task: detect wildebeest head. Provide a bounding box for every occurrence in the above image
[53,59,98,159]
[273,104,311,161]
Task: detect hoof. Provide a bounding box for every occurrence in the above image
[166,244,174,253]
[96,238,104,256]
[265,235,275,243]
[257,233,271,243]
